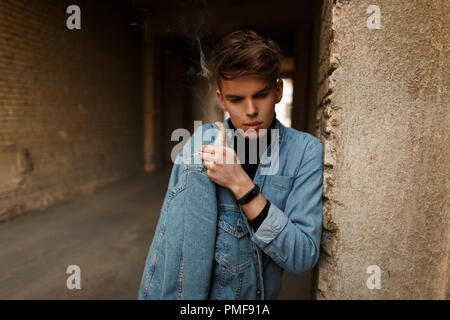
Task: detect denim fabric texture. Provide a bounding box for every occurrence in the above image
[137,117,324,300]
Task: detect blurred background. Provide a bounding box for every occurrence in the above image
[0,0,322,299]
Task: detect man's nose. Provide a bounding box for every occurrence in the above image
[245,99,258,117]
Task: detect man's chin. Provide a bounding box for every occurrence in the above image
[241,128,259,139]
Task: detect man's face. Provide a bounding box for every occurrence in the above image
[216,75,283,139]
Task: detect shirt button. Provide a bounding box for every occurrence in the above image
[256,290,261,295]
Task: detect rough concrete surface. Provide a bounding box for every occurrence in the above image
[315,0,449,299]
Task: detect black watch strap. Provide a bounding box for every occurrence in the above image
[238,184,260,205]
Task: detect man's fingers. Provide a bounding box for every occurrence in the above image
[204,160,214,167]
[199,144,215,154]
[200,145,239,165]
[201,152,215,163]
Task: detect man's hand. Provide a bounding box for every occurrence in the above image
[199,144,253,198]
[199,144,267,221]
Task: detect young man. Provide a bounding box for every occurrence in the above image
[138,30,323,300]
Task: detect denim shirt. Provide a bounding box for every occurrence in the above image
[138,118,323,300]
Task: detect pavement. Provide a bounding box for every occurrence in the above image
[0,167,311,299]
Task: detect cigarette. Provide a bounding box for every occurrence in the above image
[191,152,202,157]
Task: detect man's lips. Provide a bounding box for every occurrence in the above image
[244,122,262,128]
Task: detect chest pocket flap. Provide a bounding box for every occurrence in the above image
[217,207,249,239]
[266,174,294,190]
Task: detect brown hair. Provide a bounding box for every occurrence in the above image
[207,30,283,93]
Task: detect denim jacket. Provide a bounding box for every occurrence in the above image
[138,118,323,300]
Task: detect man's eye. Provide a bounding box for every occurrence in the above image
[230,94,266,103]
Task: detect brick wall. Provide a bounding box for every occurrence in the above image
[0,0,144,222]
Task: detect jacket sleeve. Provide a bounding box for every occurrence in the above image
[250,141,324,277]
[137,151,183,300]
[163,123,214,198]
[161,124,219,299]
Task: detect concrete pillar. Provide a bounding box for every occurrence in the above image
[314,0,449,299]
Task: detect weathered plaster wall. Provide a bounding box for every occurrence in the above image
[315,0,449,299]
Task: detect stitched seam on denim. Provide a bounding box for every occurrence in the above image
[177,250,184,299]
[268,175,294,189]
[176,169,195,300]
[143,187,174,298]
[245,233,252,261]
[270,246,288,264]
[235,273,243,299]
[251,213,265,299]
[215,252,251,273]
[275,118,284,144]
[157,182,186,299]
[180,163,207,175]
[216,264,227,300]
[250,242,264,300]
[297,141,322,175]
[265,220,289,264]
[169,181,187,198]
[218,219,248,238]
[164,184,186,237]
[142,228,164,298]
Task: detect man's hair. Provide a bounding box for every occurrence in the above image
[207,30,283,93]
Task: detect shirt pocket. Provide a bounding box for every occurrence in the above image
[214,207,252,273]
[266,174,294,189]
[263,174,294,210]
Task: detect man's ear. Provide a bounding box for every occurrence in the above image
[216,89,226,111]
[275,79,283,104]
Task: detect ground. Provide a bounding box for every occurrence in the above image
[0,168,310,299]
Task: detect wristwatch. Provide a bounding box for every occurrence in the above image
[237,184,260,205]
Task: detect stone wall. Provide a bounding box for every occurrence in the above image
[314,0,449,299]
